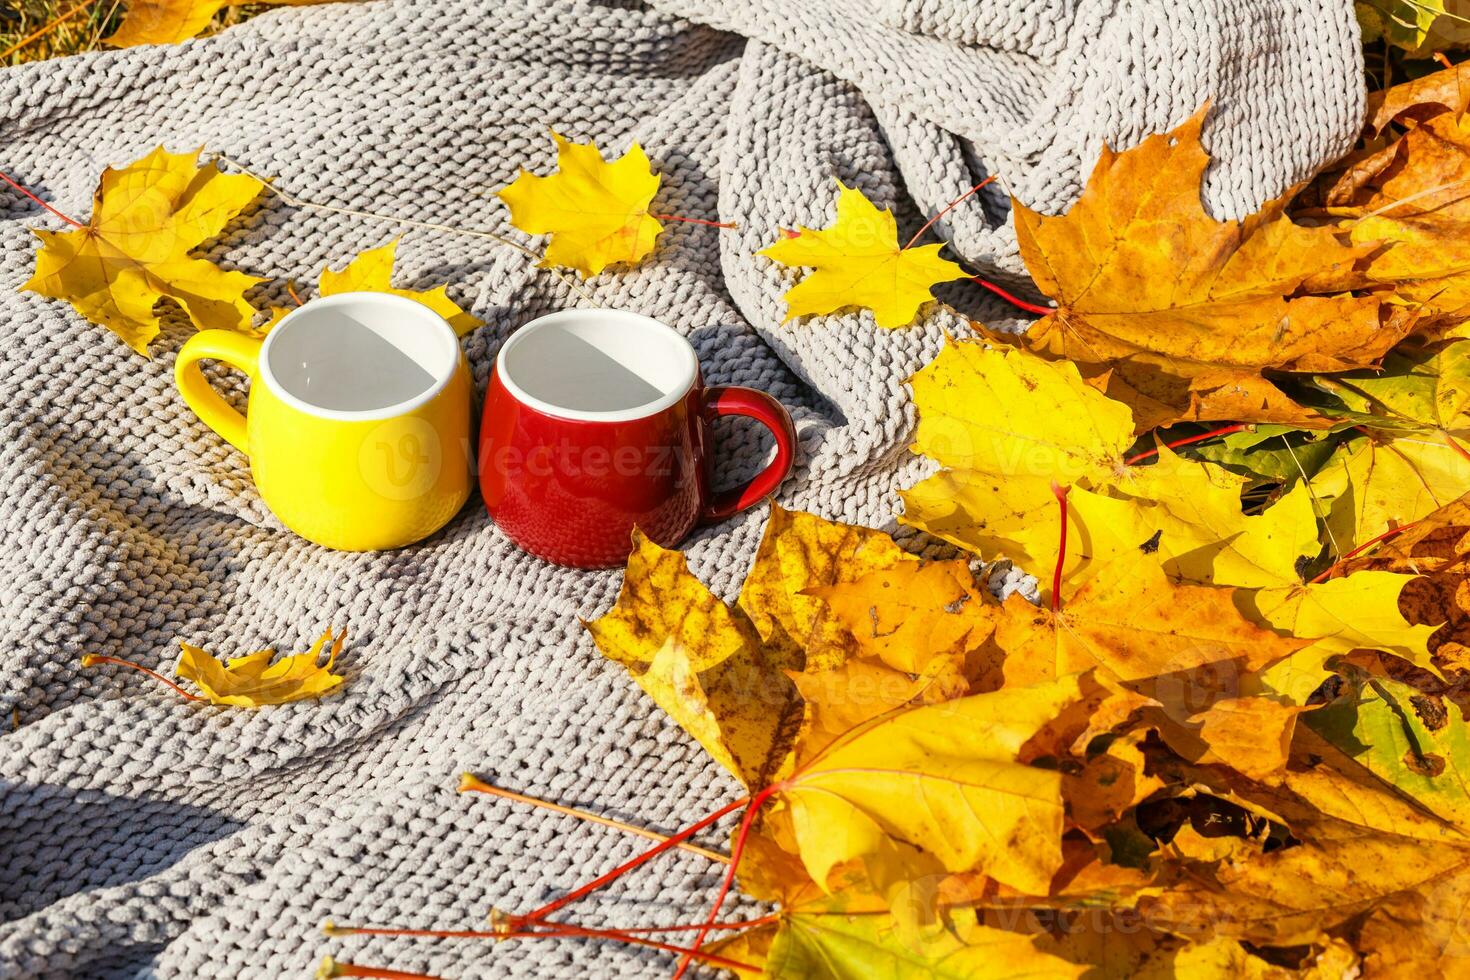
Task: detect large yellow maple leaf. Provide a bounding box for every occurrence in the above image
[1014,105,1409,426]
[758,181,967,329]
[21,146,264,356]
[497,133,664,277]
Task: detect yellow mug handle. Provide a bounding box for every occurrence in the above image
[175,330,262,455]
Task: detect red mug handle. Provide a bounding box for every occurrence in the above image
[700,386,797,523]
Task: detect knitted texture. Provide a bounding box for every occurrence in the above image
[0,1,1361,976]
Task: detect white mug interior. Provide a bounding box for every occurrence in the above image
[261,292,460,420]
[497,309,700,422]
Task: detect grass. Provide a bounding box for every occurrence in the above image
[0,0,123,64]
[0,1,267,66]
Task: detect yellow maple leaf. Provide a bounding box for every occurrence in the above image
[898,339,1322,595]
[1187,696,1309,783]
[899,339,1136,568]
[1248,572,1441,703]
[585,529,803,789]
[908,340,1134,481]
[1142,832,1470,947]
[1342,488,1470,578]
[1320,101,1470,330]
[792,559,996,758]
[175,626,346,707]
[1316,433,1470,554]
[737,503,915,671]
[994,550,1306,694]
[780,673,1082,897]
[21,146,264,356]
[1136,935,1358,980]
[806,559,995,677]
[1061,458,1322,590]
[1062,730,1164,832]
[759,908,1086,979]
[497,132,664,277]
[1357,858,1470,977]
[758,181,967,329]
[264,239,483,335]
[1015,105,1409,426]
[107,0,333,48]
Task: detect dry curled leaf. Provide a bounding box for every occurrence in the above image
[175,626,346,707]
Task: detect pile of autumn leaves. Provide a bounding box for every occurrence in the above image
[575,76,1470,976]
[19,38,1470,976]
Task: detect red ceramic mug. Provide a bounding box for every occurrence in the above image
[479,309,797,568]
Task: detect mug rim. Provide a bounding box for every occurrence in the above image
[260,292,461,422]
[496,308,699,423]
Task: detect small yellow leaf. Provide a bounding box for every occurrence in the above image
[175,627,346,707]
[21,146,264,356]
[497,132,663,277]
[267,239,483,336]
[758,181,967,329]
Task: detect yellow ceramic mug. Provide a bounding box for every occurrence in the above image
[175,292,473,551]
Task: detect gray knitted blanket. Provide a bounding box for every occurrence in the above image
[0,1,1362,976]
